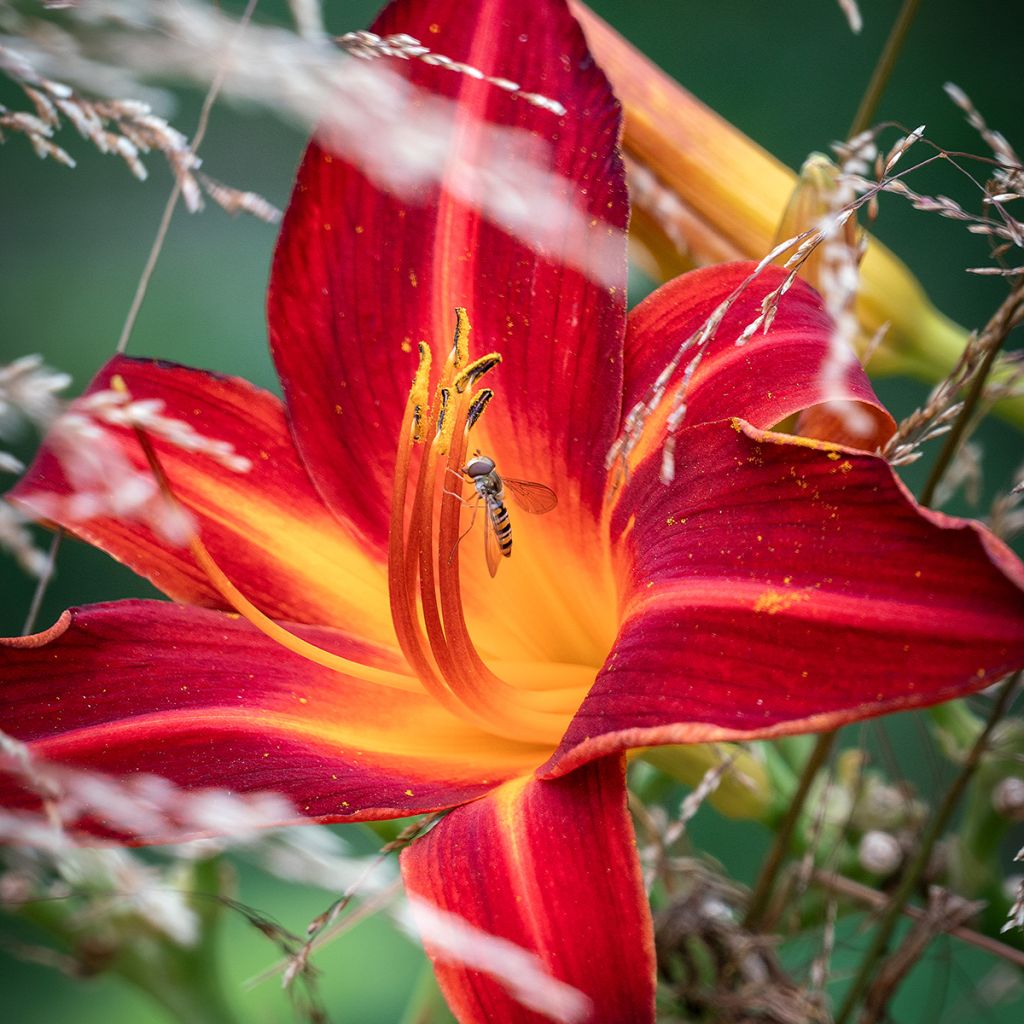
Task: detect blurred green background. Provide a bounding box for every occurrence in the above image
[1,0,1022,1021]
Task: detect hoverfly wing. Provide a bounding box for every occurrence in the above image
[502,478,558,515]
[484,511,503,577]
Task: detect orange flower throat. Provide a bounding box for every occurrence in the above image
[119,311,575,748]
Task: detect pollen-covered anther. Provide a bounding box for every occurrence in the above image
[454,352,502,393]
[466,389,494,431]
[434,387,452,450]
[451,306,471,369]
[409,342,432,443]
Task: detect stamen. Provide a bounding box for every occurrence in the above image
[435,387,451,443]
[435,404,573,720]
[410,342,431,442]
[401,312,568,742]
[386,346,500,725]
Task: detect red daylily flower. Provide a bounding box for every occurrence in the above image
[4,1,1024,1020]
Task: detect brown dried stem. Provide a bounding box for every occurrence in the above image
[812,870,1024,969]
[858,887,985,1023]
[833,672,1021,1024]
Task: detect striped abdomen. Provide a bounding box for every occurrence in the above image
[487,495,513,557]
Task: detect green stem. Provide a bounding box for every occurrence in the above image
[15,858,240,1024]
[743,730,837,931]
[833,673,1020,1024]
[848,0,923,138]
[919,278,1024,508]
[927,699,983,758]
[118,858,240,1024]
[400,958,455,1024]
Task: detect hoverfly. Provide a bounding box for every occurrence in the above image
[456,453,558,577]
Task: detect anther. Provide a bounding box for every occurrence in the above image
[466,389,494,431]
[454,352,502,393]
[409,343,432,443]
[451,307,471,369]
[435,387,450,438]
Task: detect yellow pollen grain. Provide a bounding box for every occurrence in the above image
[404,789,414,796]
[334,404,343,415]
[298,696,308,705]
[401,338,412,353]
[753,589,809,615]
[827,451,840,461]
[839,460,853,473]
[429,22,439,32]
[409,270,418,288]
[783,575,792,584]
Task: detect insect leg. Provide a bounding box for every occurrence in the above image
[448,498,483,565]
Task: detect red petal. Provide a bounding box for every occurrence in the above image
[400,756,654,1024]
[543,421,1024,777]
[10,356,393,641]
[268,0,627,556]
[1,601,546,840]
[623,264,894,459]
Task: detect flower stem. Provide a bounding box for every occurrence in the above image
[833,672,1020,1024]
[847,0,923,139]
[919,278,1024,508]
[116,857,241,1024]
[743,730,837,931]
[400,958,456,1024]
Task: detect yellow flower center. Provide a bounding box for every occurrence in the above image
[117,311,577,747]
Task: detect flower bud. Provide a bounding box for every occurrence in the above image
[858,829,903,876]
[992,777,1024,822]
[572,4,1024,427]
